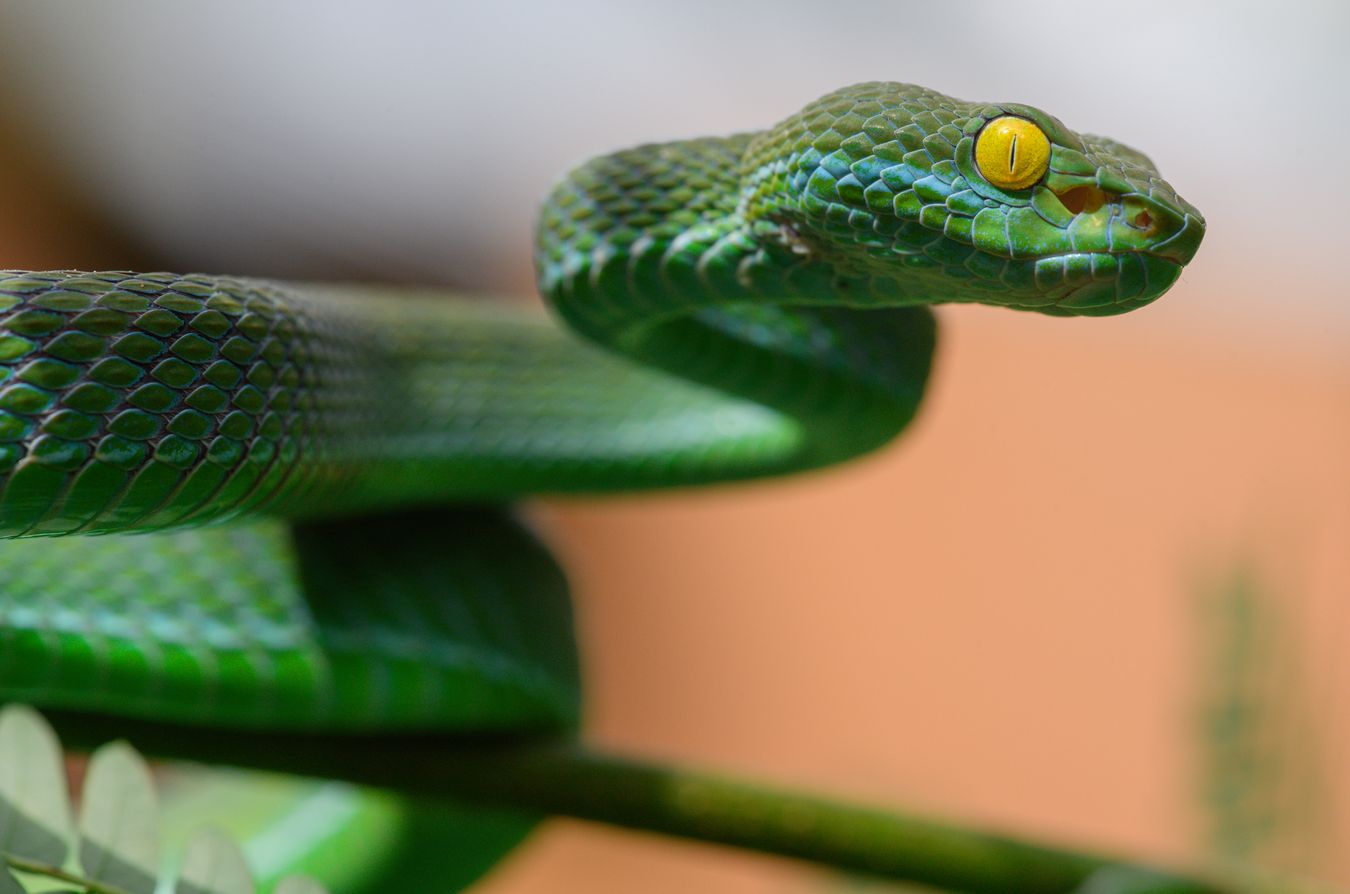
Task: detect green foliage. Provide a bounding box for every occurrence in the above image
[1195,565,1330,874]
[0,705,330,894]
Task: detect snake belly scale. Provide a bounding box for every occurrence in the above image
[0,82,1202,888]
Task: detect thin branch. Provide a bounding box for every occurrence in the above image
[4,853,139,894]
[32,710,1346,894]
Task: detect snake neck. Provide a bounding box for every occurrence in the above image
[536,134,935,472]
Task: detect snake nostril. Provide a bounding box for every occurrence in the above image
[1133,209,1153,230]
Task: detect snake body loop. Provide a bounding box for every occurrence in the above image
[0,82,1202,889]
[0,84,1203,538]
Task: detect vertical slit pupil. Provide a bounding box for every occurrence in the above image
[1008,134,1019,173]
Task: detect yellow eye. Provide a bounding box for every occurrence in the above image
[974,116,1050,190]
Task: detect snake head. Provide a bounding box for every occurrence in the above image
[747,83,1205,316]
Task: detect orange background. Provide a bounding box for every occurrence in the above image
[479,304,1347,891]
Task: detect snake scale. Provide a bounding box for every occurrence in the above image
[0,83,1202,890]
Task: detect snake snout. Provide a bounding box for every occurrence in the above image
[1106,190,1204,268]
[1142,200,1205,267]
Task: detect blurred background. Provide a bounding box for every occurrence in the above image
[0,1,1346,890]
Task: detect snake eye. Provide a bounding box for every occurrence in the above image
[974,116,1050,190]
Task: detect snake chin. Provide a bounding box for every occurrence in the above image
[1027,251,1184,316]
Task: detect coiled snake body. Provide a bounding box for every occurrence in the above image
[0,83,1202,887]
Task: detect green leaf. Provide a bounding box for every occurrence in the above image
[0,704,73,865]
[176,828,253,894]
[272,876,329,894]
[0,870,24,894]
[78,741,159,894]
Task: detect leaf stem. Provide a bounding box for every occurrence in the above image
[4,854,138,894]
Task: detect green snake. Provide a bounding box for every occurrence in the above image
[0,82,1202,890]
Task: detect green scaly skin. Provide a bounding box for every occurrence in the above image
[0,83,1203,891]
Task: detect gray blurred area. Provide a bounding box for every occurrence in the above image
[0,0,1344,334]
